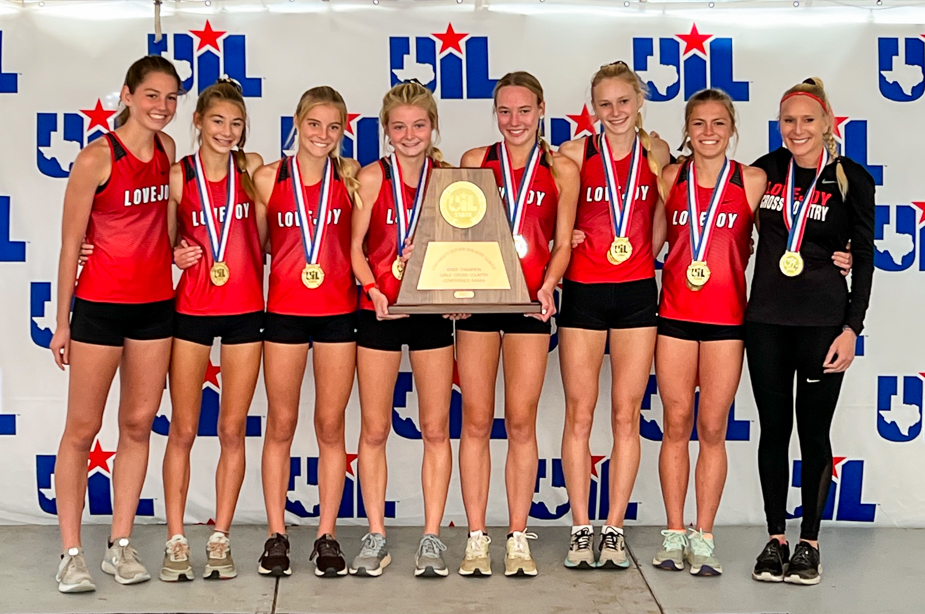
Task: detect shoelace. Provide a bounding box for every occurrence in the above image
[510,532,537,559]
[169,538,190,561]
[115,543,142,566]
[359,533,386,557]
[790,543,815,567]
[420,535,447,558]
[207,535,230,560]
[570,529,592,552]
[660,529,689,552]
[315,537,342,559]
[465,533,491,559]
[266,535,288,559]
[601,531,623,552]
[688,529,714,557]
[757,540,781,563]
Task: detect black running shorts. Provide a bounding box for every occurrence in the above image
[356,310,453,352]
[174,311,265,346]
[263,312,358,345]
[558,278,658,331]
[70,298,174,347]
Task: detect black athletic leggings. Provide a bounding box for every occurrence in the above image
[745,321,845,541]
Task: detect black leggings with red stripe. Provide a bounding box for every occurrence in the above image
[745,321,845,541]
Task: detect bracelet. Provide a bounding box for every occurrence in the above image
[363,282,378,300]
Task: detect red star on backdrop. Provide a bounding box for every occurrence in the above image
[912,203,925,225]
[345,453,359,476]
[433,23,467,55]
[345,113,361,136]
[590,455,607,478]
[190,21,226,52]
[452,359,461,388]
[204,360,221,388]
[80,99,115,132]
[831,456,847,479]
[567,105,597,138]
[677,24,712,56]
[832,116,850,140]
[88,441,116,473]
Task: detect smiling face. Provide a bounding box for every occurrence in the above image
[195,100,245,156]
[385,104,432,158]
[297,103,343,158]
[779,95,831,163]
[122,71,179,132]
[686,100,734,159]
[495,85,545,148]
[592,77,643,139]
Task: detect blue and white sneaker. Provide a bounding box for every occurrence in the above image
[652,529,688,571]
[686,528,722,576]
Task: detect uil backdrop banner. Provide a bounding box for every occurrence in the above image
[0,6,923,528]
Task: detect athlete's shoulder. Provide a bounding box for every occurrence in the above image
[460,146,490,168]
[740,162,768,189]
[341,157,361,175]
[649,137,671,170]
[357,159,384,186]
[157,131,177,162]
[836,155,876,188]
[244,151,264,173]
[71,135,112,179]
[253,158,282,185]
[660,161,682,187]
[557,137,585,166]
[551,150,579,178]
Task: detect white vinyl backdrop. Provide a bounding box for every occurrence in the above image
[0,2,923,530]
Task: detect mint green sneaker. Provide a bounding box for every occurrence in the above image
[686,529,722,576]
[652,530,687,571]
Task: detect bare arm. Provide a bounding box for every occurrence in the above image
[460,147,488,169]
[534,154,579,321]
[253,160,279,252]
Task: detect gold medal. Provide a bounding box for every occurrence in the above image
[210,261,230,286]
[392,256,404,280]
[514,234,528,258]
[302,263,324,289]
[686,260,711,291]
[608,236,633,265]
[779,250,804,277]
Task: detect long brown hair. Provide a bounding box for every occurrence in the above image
[492,71,556,176]
[114,55,182,128]
[677,88,738,164]
[194,78,256,200]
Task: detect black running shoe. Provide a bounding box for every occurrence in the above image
[785,541,821,585]
[752,538,790,583]
[310,534,348,577]
[258,533,291,577]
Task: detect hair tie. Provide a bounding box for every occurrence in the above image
[217,74,243,91]
[802,78,818,86]
[780,91,827,111]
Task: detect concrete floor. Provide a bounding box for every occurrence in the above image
[2,524,922,614]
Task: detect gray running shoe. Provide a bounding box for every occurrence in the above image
[57,547,96,593]
[349,533,391,577]
[598,528,630,569]
[159,535,194,582]
[686,529,722,576]
[204,531,237,580]
[563,527,596,569]
[652,529,688,571]
[102,537,151,585]
[414,534,448,577]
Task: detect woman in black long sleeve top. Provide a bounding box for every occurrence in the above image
[746,78,875,586]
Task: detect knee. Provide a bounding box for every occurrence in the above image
[120,415,154,444]
[564,408,594,441]
[662,410,694,443]
[217,420,246,452]
[505,413,537,446]
[697,418,727,447]
[611,404,641,440]
[360,422,391,448]
[265,413,298,446]
[63,420,103,451]
[169,420,198,451]
[420,420,449,447]
[462,408,494,441]
[314,414,345,449]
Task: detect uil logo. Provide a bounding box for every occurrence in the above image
[37,441,155,517]
[280,114,380,166]
[877,374,924,442]
[547,104,599,148]
[148,21,262,97]
[786,458,877,523]
[0,195,25,262]
[633,24,749,102]
[0,31,18,93]
[35,99,114,178]
[530,457,639,521]
[878,35,925,102]
[640,374,751,442]
[389,24,499,99]
[874,202,925,272]
[286,454,396,519]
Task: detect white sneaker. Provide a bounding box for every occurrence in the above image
[57,547,96,593]
[102,537,151,585]
[458,530,492,577]
[563,526,596,569]
[159,535,194,582]
[504,531,538,577]
[204,531,237,580]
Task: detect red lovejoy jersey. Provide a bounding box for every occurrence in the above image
[267,157,356,317]
[659,159,753,326]
[174,155,264,316]
[565,136,659,284]
[359,158,431,310]
[480,143,559,300]
[75,132,173,303]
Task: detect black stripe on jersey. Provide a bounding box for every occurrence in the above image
[584,135,599,161]
[181,157,195,183]
[677,159,744,189]
[104,132,128,163]
[277,156,343,185]
[380,157,393,183]
[486,142,554,170]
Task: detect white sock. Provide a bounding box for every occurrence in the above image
[602,525,624,536]
[571,524,593,535]
[469,530,485,539]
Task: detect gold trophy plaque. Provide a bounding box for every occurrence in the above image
[391,168,540,314]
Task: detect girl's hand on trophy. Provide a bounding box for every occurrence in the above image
[372,288,407,320]
[528,287,556,322]
[443,313,471,320]
[571,229,586,249]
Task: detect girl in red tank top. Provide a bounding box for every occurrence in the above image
[652,89,766,575]
[349,82,456,574]
[154,80,265,580]
[455,72,579,575]
[555,63,671,567]
[50,57,181,591]
[253,87,360,577]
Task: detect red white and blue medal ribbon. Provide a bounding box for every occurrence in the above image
[193,151,236,267]
[290,155,332,268]
[390,153,430,259]
[600,133,642,240]
[685,158,732,289]
[783,148,829,254]
[500,141,541,258]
